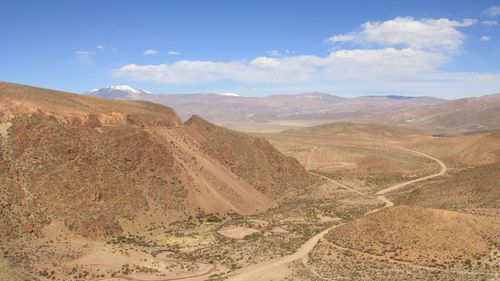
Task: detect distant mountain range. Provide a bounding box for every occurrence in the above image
[371,94,500,136]
[86,86,500,135]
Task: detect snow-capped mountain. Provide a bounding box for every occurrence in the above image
[220,92,240,97]
[86,85,152,100]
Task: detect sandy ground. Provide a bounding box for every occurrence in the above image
[270,225,290,234]
[0,121,12,137]
[217,226,261,240]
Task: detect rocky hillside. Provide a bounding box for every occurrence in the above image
[396,162,500,210]
[184,115,317,198]
[282,122,423,141]
[325,206,500,267]
[372,95,500,135]
[0,82,315,239]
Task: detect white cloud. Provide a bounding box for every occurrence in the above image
[265,50,295,57]
[481,20,498,26]
[143,49,158,55]
[76,45,116,63]
[480,35,492,41]
[167,50,180,56]
[324,48,446,80]
[465,74,500,81]
[113,48,447,84]
[328,17,476,51]
[485,6,500,17]
[76,50,93,63]
[114,17,475,85]
[328,34,355,43]
[266,50,281,57]
[76,51,92,56]
[96,45,118,53]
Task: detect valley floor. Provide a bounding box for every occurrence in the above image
[2,127,499,281]
[225,146,456,281]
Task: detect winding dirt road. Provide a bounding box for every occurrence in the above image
[98,146,448,281]
[226,146,447,281]
[375,146,447,195]
[99,250,216,281]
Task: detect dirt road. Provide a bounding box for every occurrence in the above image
[226,146,447,281]
[375,146,447,195]
[99,250,215,281]
[305,146,317,170]
[225,226,341,281]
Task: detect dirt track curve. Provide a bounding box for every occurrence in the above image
[226,146,448,281]
[98,250,215,281]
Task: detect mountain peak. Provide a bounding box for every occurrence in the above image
[219,92,240,97]
[86,85,151,100]
[105,85,140,93]
[295,92,343,100]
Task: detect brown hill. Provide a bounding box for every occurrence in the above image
[0,82,314,238]
[396,162,500,210]
[373,95,500,135]
[185,115,317,198]
[285,122,500,210]
[394,131,500,211]
[282,121,423,141]
[326,206,499,267]
[0,82,182,128]
[407,130,500,166]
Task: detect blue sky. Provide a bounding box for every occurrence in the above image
[1,0,500,98]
